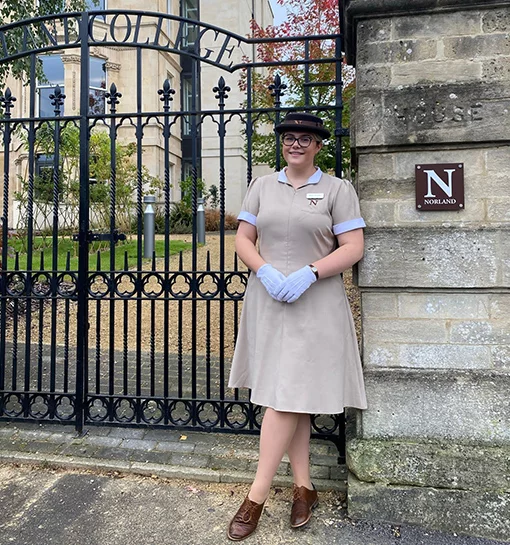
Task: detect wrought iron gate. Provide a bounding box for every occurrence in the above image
[0,9,349,454]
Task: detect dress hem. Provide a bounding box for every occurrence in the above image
[249,395,367,415]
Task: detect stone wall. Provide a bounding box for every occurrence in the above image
[344,0,510,540]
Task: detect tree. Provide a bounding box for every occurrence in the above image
[0,0,91,87]
[14,124,162,244]
[241,0,355,174]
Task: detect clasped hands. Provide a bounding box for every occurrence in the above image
[256,263,317,303]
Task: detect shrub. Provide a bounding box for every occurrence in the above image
[169,201,193,233]
[171,221,193,234]
[129,203,239,235]
[205,209,239,232]
[180,176,206,209]
[207,184,219,210]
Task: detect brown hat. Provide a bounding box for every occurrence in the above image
[274,112,331,139]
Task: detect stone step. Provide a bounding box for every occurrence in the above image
[0,421,347,491]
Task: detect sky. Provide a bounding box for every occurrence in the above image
[269,0,287,25]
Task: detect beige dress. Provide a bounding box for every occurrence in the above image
[228,168,367,414]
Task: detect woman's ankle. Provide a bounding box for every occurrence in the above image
[293,479,313,490]
[248,485,270,504]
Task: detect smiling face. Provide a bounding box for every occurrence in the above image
[281,131,322,170]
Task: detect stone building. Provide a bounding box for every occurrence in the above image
[0,0,273,228]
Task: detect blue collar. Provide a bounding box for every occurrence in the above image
[278,167,323,185]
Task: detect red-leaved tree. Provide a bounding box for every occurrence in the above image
[241,0,355,173]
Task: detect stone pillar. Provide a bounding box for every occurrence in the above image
[344,0,510,540]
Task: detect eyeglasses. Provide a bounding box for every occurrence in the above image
[282,134,314,148]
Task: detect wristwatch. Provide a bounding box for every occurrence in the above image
[308,264,319,280]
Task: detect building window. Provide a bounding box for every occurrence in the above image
[85,0,106,21]
[85,0,106,10]
[37,55,65,117]
[35,154,61,202]
[182,161,193,183]
[182,77,193,136]
[182,0,198,47]
[89,57,107,115]
[37,55,106,116]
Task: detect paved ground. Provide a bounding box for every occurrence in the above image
[0,422,509,545]
[1,464,508,545]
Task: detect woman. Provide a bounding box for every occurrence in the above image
[227,112,367,541]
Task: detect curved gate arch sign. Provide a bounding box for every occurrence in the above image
[0,10,250,72]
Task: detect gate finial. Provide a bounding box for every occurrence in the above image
[49,85,66,116]
[269,74,287,109]
[106,83,122,114]
[213,76,231,108]
[158,79,176,112]
[0,88,16,118]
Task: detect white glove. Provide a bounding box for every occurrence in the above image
[256,263,286,300]
[276,265,317,303]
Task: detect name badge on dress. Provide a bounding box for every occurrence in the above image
[306,193,324,206]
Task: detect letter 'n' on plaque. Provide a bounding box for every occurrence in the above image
[416,163,465,211]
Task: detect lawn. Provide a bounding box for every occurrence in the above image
[6,237,192,272]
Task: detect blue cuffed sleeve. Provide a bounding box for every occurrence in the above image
[333,217,366,235]
[237,210,257,226]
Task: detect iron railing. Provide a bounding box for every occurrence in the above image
[0,9,348,456]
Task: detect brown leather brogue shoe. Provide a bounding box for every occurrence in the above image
[227,495,265,541]
[290,484,318,528]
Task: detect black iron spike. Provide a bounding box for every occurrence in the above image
[0,88,16,118]
[49,85,66,116]
[158,79,176,112]
[106,83,122,114]
[269,73,287,109]
[213,76,231,108]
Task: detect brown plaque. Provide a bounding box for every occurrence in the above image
[416,163,465,211]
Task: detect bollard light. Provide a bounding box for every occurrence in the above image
[143,194,156,259]
[197,196,206,245]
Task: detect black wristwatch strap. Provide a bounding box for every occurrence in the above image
[308,264,319,280]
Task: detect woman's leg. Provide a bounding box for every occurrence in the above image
[286,413,313,489]
[248,408,300,503]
